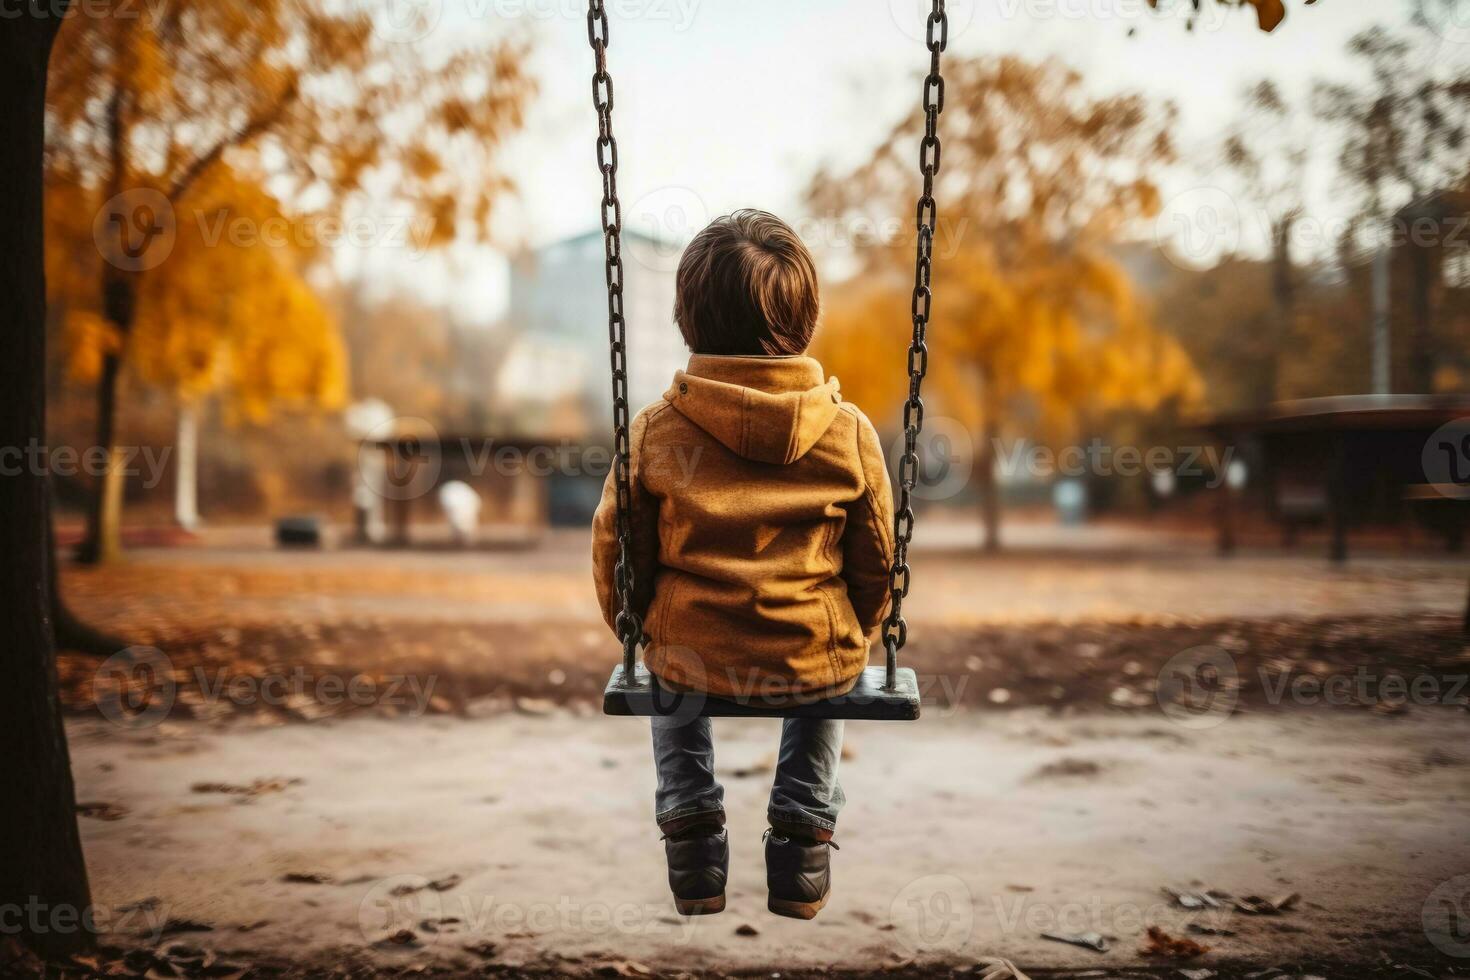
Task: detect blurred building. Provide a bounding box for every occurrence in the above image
[500,229,689,436]
[1203,394,1470,561]
[498,229,689,524]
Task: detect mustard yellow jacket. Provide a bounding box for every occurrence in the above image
[592,354,896,700]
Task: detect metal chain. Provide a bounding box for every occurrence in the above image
[587,0,640,679]
[588,0,946,691]
[882,0,947,690]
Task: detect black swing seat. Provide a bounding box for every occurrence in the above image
[602,662,921,721]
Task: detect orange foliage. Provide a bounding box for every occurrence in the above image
[44,0,532,414]
[811,56,1202,446]
[48,170,345,420]
[43,0,532,558]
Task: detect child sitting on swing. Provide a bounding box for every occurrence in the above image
[593,209,896,920]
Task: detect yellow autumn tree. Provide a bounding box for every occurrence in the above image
[810,57,1202,549]
[44,0,532,561]
[47,165,347,532]
[51,168,345,412]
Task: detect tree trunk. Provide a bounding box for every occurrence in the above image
[1370,245,1392,394]
[1267,211,1298,402]
[0,3,96,958]
[48,505,130,659]
[978,417,1001,552]
[1408,241,1435,393]
[77,349,126,564]
[174,400,201,530]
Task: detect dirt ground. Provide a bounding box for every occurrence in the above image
[60,707,1470,978]
[55,523,1470,720]
[38,522,1470,978]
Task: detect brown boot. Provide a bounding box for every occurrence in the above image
[764,827,836,920]
[661,812,728,916]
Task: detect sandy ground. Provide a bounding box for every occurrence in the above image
[45,523,1470,976]
[68,704,1470,976]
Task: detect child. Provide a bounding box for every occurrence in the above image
[592,210,895,920]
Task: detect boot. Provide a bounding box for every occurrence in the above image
[662,818,728,915]
[764,828,835,919]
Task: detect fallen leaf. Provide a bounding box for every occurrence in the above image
[1235,891,1299,915]
[191,777,302,798]
[157,918,214,936]
[1040,930,1109,952]
[513,696,557,716]
[1139,925,1209,958]
[1187,922,1237,937]
[1249,0,1286,32]
[77,801,130,821]
[975,957,1031,980]
[1163,886,1226,909]
[1030,758,1103,780]
[118,897,162,913]
[463,941,498,959]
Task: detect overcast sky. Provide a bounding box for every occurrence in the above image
[352,0,1463,320]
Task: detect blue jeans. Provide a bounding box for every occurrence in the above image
[651,715,846,835]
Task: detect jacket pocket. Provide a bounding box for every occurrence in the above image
[813,579,847,687]
[821,578,872,683]
[656,571,682,648]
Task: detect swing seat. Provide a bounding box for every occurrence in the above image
[602,662,921,721]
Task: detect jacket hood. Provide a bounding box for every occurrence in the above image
[666,355,842,465]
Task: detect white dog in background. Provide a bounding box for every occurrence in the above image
[438,481,482,546]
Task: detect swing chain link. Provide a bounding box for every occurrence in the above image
[881,0,947,690]
[587,0,944,692]
[588,0,640,679]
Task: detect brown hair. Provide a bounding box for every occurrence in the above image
[673,210,819,356]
